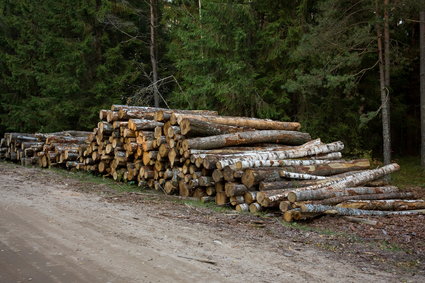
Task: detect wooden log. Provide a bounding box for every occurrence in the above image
[235,158,338,170]
[217,141,344,169]
[259,186,400,208]
[215,182,225,193]
[230,196,245,206]
[46,136,87,144]
[164,180,179,195]
[167,126,181,138]
[336,199,425,210]
[259,180,325,191]
[182,130,311,151]
[278,159,370,177]
[283,209,321,222]
[180,118,254,136]
[287,164,400,202]
[300,204,425,216]
[319,192,414,205]
[206,186,216,196]
[198,176,214,187]
[244,191,257,204]
[171,113,301,131]
[98,122,113,135]
[128,119,163,131]
[155,109,218,122]
[256,189,291,207]
[249,202,263,213]
[215,192,229,205]
[242,168,286,189]
[212,169,224,182]
[236,203,249,212]
[118,109,155,120]
[279,201,292,212]
[225,183,250,197]
[179,181,194,197]
[279,171,327,180]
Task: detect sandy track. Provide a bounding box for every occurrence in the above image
[0,163,422,282]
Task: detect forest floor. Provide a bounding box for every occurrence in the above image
[0,161,424,282]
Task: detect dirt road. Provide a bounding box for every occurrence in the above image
[0,162,422,282]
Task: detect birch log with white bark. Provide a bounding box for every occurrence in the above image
[217,141,343,169]
[300,204,425,216]
[287,163,400,202]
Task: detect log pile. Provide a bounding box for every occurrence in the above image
[0,131,90,167]
[1,105,423,222]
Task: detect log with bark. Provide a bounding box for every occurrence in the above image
[300,204,425,216]
[181,130,311,151]
[171,113,301,131]
[336,199,425,211]
[286,163,400,202]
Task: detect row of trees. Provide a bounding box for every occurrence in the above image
[0,0,424,163]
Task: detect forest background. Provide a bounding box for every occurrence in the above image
[0,0,423,162]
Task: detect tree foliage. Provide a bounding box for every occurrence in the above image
[0,0,423,158]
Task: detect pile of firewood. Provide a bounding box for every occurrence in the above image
[0,131,90,168]
[1,105,424,221]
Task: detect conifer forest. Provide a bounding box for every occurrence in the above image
[0,0,424,161]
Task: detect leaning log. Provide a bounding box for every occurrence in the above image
[286,163,400,202]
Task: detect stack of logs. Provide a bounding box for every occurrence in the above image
[1,105,424,222]
[0,131,90,168]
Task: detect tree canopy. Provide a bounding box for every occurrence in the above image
[0,0,423,159]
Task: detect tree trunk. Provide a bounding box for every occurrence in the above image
[150,0,159,107]
[336,199,425,210]
[182,130,311,151]
[377,7,391,167]
[171,113,301,131]
[421,11,425,167]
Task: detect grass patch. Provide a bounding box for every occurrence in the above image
[48,167,144,193]
[391,156,425,189]
[174,198,233,213]
[279,220,340,236]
